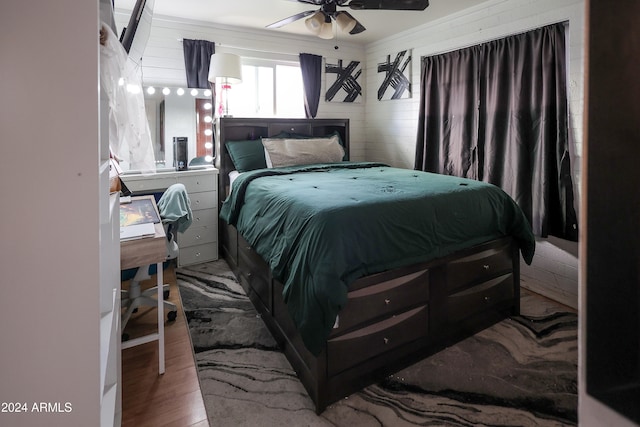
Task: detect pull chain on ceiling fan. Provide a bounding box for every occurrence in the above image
[266,0,430,39]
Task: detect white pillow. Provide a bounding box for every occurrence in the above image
[228,170,241,194]
[262,135,345,168]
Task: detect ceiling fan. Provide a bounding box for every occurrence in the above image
[266,0,430,39]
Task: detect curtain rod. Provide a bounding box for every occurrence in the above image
[176,38,300,59]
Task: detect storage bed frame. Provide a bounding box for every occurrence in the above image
[217,117,521,413]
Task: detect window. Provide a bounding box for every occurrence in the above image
[224,60,305,118]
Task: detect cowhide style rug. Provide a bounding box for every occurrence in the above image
[176,260,577,427]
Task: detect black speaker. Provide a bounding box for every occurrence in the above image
[173,137,188,171]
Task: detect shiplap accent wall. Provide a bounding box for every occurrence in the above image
[363,0,584,308]
[113,10,367,160]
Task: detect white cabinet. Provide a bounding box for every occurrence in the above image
[121,168,219,266]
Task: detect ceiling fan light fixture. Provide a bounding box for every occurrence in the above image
[318,20,334,39]
[305,11,324,35]
[335,12,356,33]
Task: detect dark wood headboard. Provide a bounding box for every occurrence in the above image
[216,117,350,204]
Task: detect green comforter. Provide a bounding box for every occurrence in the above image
[220,162,535,355]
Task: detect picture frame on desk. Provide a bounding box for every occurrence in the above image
[120,197,161,226]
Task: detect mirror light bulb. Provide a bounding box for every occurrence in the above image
[126,83,141,94]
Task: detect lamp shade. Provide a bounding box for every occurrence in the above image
[335,12,357,33]
[318,21,334,39]
[207,53,243,84]
[305,11,324,35]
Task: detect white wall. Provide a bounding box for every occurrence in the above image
[364,0,584,308]
[114,10,368,161]
[0,1,102,426]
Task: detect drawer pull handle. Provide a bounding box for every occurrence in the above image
[196,235,201,240]
[383,337,389,345]
[484,296,491,302]
[483,264,490,270]
[384,298,391,305]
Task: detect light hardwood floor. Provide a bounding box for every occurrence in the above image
[121,264,209,427]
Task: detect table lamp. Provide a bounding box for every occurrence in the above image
[207,53,243,117]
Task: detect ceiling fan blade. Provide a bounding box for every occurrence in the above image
[266,10,317,28]
[293,0,326,4]
[349,20,366,35]
[347,0,429,10]
[336,11,366,34]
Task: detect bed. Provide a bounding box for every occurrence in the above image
[216,117,535,413]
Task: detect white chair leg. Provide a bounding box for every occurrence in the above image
[121,296,143,330]
[121,282,177,333]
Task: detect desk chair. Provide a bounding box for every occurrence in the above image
[121,183,192,332]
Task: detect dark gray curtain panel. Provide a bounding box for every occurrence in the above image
[415,23,578,241]
[299,53,322,118]
[183,39,215,89]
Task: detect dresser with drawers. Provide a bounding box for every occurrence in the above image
[121,168,219,266]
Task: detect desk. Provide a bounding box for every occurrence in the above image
[120,195,166,374]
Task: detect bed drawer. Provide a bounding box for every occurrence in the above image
[445,241,512,292]
[327,305,428,376]
[238,240,271,312]
[331,268,429,335]
[446,273,514,323]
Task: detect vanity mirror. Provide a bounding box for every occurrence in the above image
[143,85,215,170]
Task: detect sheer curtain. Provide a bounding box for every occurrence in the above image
[415,23,578,241]
[183,39,215,89]
[299,53,322,118]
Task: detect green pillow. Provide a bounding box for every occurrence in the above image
[225,139,267,172]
